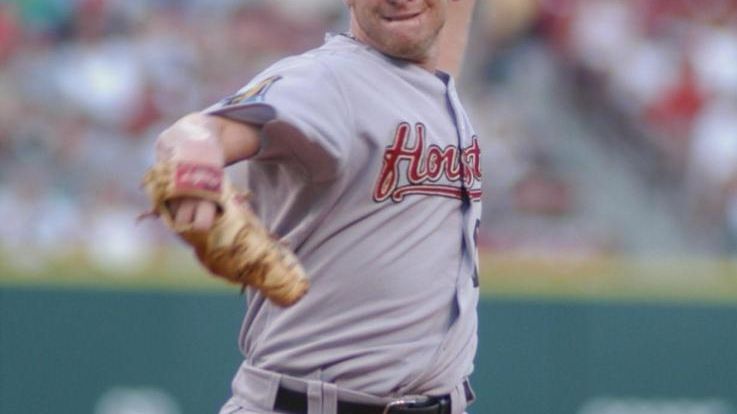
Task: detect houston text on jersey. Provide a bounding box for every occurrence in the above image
[373,122,482,202]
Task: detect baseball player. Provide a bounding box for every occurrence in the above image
[153,1,480,413]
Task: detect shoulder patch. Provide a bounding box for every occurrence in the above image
[221,75,282,107]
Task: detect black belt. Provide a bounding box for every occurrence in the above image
[273,386,452,414]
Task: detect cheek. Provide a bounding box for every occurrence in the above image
[362,11,383,35]
[428,10,446,33]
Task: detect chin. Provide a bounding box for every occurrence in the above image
[384,37,434,62]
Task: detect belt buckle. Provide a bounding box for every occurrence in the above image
[382,396,431,414]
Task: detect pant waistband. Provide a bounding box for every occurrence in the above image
[274,385,451,414]
[227,362,474,414]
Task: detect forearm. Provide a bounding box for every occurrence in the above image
[217,115,262,165]
[156,112,261,166]
[436,0,476,79]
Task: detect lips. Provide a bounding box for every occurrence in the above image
[383,12,421,22]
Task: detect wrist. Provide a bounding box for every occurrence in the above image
[156,112,226,167]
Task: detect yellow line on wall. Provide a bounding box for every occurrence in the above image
[3,251,737,304]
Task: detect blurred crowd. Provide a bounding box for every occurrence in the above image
[469,0,737,255]
[1,0,736,271]
[0,0,341,269]
[541,0,737,251]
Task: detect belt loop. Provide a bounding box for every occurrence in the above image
[231,362,282,412]
[321,381,338,414]
[306,380,323,414]
[449,378,475,414]
[462,378,475,404]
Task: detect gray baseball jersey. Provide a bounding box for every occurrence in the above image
[207,33,482,411]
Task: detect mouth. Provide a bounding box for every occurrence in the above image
[382,11,422,22]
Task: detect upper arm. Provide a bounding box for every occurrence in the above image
[205,57,353,180]
[436,0,476,79]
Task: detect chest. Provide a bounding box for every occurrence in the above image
[342,72,481,203]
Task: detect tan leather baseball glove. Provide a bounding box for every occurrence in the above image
[142,161,309,306]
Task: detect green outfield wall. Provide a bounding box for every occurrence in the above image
[2,255,737,414]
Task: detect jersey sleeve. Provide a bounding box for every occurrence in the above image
[205,56,352,181]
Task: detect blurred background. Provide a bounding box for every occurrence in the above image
[1,0,737,413]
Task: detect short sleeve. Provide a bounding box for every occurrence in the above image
[205,56,352,181]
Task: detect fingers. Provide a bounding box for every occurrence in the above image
[174,199,197,228]
[192,201,217,231]
[172,198,217,231]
